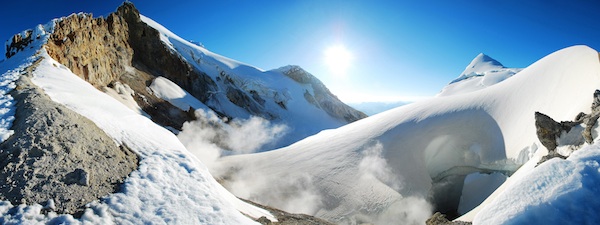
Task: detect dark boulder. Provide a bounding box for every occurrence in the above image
[534,112,580,151]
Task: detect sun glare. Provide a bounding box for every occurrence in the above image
[324,45,353,77]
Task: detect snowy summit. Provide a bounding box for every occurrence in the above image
[438,53,522,96]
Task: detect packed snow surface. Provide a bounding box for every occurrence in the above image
[217,45,600,224]
[474,143,600,224]
[149,76,211,112]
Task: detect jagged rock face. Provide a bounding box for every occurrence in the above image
[46,13,133,87]
[281,66,367,122]
[42,3,199,130]
[0,67,138,216]
[534,112,580,151]
[116,3,217,104]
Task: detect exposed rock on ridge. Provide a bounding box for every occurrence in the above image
[5,30,34,58]
[41,3,199,130]
[0,61,139,216]
[279,65,367,122]
[116,3,218,105]
[45,12,132,87]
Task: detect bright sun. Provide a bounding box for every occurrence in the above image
[324,45,353,77]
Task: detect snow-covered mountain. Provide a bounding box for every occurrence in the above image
[217,45,600,224]
[0,3,358,224]
[3,2,600,225]
[438,53,522,96]
[35,3,365,152]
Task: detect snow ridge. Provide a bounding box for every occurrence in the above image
[0,19,56,142]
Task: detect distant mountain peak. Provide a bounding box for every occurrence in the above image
[469,53,504,68]
[439,53,522,96]
[459,53,505,79]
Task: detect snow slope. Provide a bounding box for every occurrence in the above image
[438,53,522,96]
[217,45,600,224]
[140,15,357,150]
[474,142,600,224]
[149,76,212,113]
[0,23,272,223]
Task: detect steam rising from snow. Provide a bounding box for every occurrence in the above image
[218,141,433,224]
[227,171,324,215]
[354,142,433,225]
[177,109,288,169]
[359,142,403,190]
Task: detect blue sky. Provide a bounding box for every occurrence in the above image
[2,0,600,102]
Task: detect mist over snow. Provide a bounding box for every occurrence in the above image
[177,108,288,170]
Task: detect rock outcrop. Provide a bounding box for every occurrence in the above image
[0,61,139,216]
[243,199,335,225]
[5,31,34,58]
[535,89,600,166]
[425,212,472,225]
[534,112,580,151]
[41,3,201,130]
[576,89,600,143]
[46,12,133,87]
